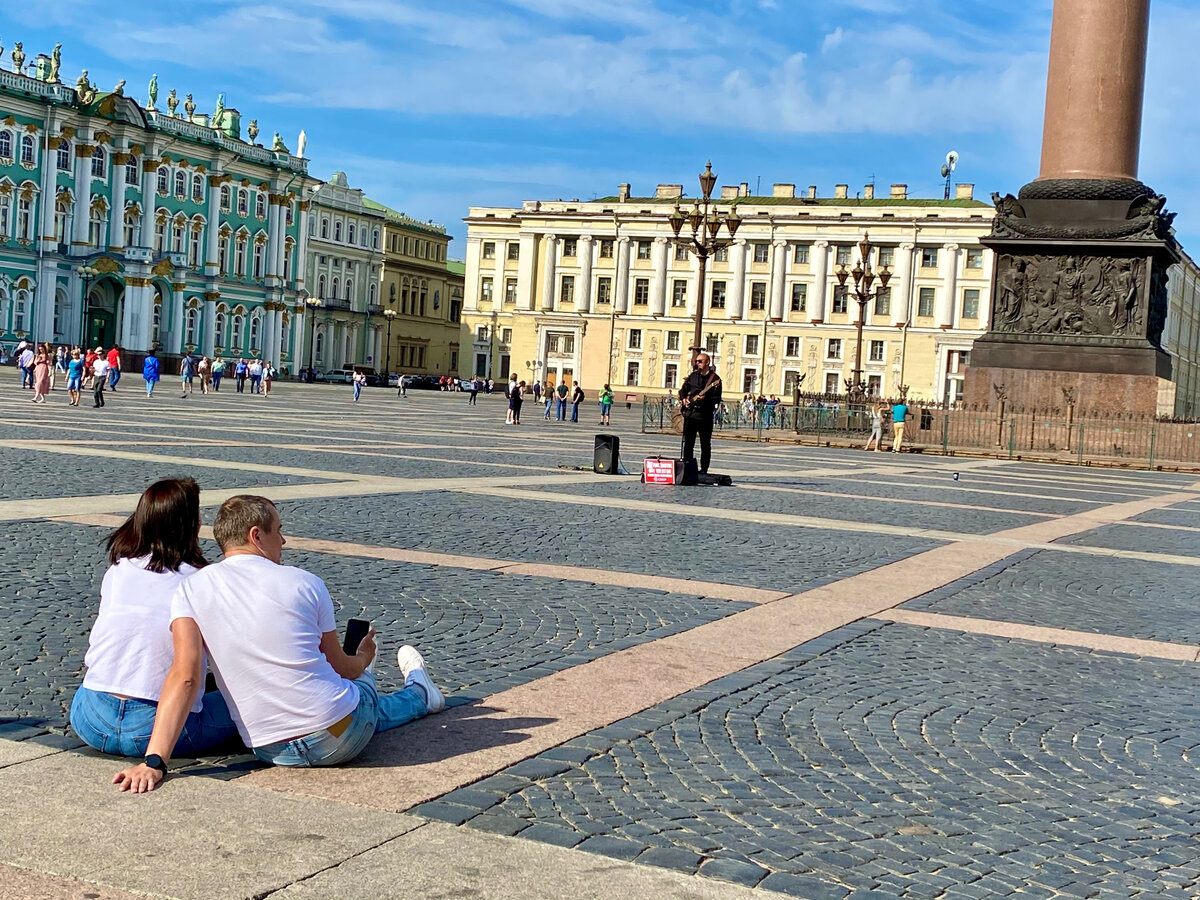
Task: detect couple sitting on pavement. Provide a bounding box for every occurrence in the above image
[69,478,444,793]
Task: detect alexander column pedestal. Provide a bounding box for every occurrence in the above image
[963,0,1182,415]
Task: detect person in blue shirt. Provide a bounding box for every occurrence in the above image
[891,400,909,452]
[66,348,86,407]
[142,351,161,397]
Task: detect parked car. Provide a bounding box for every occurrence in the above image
[387,373,401,387]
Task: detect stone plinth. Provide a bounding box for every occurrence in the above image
[962,362,1174,418]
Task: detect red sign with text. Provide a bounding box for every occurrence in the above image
[643,458,679,485]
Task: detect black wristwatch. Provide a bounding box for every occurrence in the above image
[144,754,168,776]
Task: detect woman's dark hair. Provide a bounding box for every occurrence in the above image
[106,478,208,573]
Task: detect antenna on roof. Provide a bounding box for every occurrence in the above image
[940,151,959,200]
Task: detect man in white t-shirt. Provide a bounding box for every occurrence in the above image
[91,355,109,408]
[113,494,444,792]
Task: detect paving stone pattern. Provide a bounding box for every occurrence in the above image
[429,623,1200,898]
[1059,523,1200,558]
[903,549,1200,645]
[273,493,943,592]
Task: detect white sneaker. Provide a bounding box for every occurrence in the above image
[396,645,445,713]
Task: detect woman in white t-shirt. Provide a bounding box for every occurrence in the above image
[69,478,239,758]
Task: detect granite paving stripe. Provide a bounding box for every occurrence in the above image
[873,609,1200,661]
[1057,522,1200,557]
[736,482,1052,517]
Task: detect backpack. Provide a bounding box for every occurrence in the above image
[577,389,586,401]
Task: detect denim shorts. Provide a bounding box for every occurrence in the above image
[69,685,239,758]
[67,376,81,391]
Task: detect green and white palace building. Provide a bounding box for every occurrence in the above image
[0,47,313,369]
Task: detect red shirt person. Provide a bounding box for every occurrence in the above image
[106,346,122,390]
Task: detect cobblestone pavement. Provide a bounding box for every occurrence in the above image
[2,380,1199,898]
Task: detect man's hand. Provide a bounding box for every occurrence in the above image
[113,763,164,794]
[356,628,378,669]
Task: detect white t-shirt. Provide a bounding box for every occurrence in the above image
[170,554,359,747]
[92,359,108,378]
[82,557,204,713]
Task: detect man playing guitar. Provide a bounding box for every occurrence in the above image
[678,352,723,475]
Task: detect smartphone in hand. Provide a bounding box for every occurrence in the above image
[343,618,370,655]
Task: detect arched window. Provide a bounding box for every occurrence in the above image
[185,307,199,346]
[154,215,167,253]
[218,232,230,272]
[157,166,169,195]
[234,233,248,276]
[173,171,186,198]
[20,135,35,165]
[189,219,202,267]
[308,216,315,236]
[347,223,356,245]
[123,207,139,246]
[91,145,106,178]
[315,328,324,360]
[89,203,105,247]
[250,312,262,348]
[0,131,12,160]
[318,274,326,298]
[57,139,71,171]
[334,221,342,242]
[14,289,28,333]
[237,189,248,215]
[255,192,266,219]
[152,300,162,343]
[372,228,380,249]
[280,315,290,358]
[252,240,265,279]
[320,218,328,238]
[192,174,203,202]
[126,154,138,185]
[220,185,231,211]
[283,240,294,281]
[286,202,294,226]
[345,279,353,302]
[331,277,339,299]
[215,311,226,347]
[55,199,69,243]
[368,282,377,305]
[359,228,367,248]
[16,194,31,240]
[231,314,244,348]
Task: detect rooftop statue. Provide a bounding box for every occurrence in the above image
[147,74,157,110]
[167,88,178,116]
[49,43,61,83]
[297,129,307,158]
[271,132,288,153]
[11,42,25,76]
[213,92,225,129]
[112,78,125,96]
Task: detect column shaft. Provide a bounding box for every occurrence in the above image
[727,240,747,319]
[808,241,829,323]
[769,241,787,321]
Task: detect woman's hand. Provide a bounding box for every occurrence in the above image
[113,763,164,793]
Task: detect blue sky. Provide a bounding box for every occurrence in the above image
[4,1,1198,254]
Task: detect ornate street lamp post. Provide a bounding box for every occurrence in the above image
[668,161,741,367]
[305,295,322,381]
[383,307,396,379]
[835,232,891,402]
[75,264,99,347]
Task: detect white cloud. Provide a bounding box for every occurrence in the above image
[822,27,845,52]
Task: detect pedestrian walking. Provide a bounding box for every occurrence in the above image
[891,399,909,452]
[864,402,884,451]
[83,347,98,390]
[179,354,195,399]
[211,356,224,392]
[397,373,407,398]
[262,361,275,397]
[197,356,211,394]
[505,374,518,424]
[599,384,613,426]
[249,359,263,394]
[66,349,85,406]
[511,380,526,425]
[17,342,34,390]
[53,345,67,390]
[235,358,248,393]
[532,381,542,402]
[352,369,365,401]
[31,344,51,403]
[570,381,584,423]
[468,377,478,405]
[91,352,109,408]
[543,381,553,420]
[142,350,161,397]
[106,346,122,391]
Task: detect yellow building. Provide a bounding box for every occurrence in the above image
[462,181,995,403]
[366,199,464,376]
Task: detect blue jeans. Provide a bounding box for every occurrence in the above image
[556,398,567,419]
[145,378,157,396]
[353,382,363,401]
[544,398,552,418]
[20,366,32,388]
[212,372,223,390]
[252,670,427,767]
[108,368,120,389]
[69,685,238,758]
[600,403,612,418]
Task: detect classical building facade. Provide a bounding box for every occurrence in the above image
[299,173,385,372]
[463,182,997,403]
[0,48,312,368]
[367,199,463,376]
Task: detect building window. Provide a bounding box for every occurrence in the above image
[785,335,800,357]
[628,329,643,350]
[174,171,186,198]
[665,362,678,389]
[562,238,577,258]
[784,370,802,393]
[253,242,265,279]
[666,331,680,351]
[832,285,848,314]
[347,223,356,245]
[255,192,266,219]
[20,135,35,165]
[235,236,247,277]
[869,340,885,362]
[918,287,936,317]
[596,277,612,305]
[824,372,840,394]
[714,246,728,262]
[504,278,517,304]
[836,244,852,266]
[334,220,342,242]
[481,276,493,303]
[790,283,807,312]
[501,327,513,344]
[877,246,894,268]
[636,240,651,260]
[826,338,842,360]
[671,279,687,307]
[793,244,809,265]
[185,308,198,346]
[633,278,649,305]
[190,228,201,268]
[507,242,520,260]
[0,131,11,160]
[743,369,758,394]
[57,140,71,171]
[674,244,688,261]
[745,334,759,356]
[123,210,137,246]
[171,217,185,253]
[599,239,613,258]
[962,288,980,319]
[626,361,640,385]
[921,247,939,268]
[215,312,226,347]
[231,314,244,349]
[874,287,891,317]
[750,282,767,311]
[250,313,261,348]
[220,185,231,211]
[19,197,33,241]
[560,275,575,303]
[476,325,488,342]
[482,241,495,260]
[13,292,25,332]
[710,281,726,309]
[125,154,137,185]
[91,145,106,178]
[966,248,984,269]
[753,243,769,263]
[704,334,719,354]
[867,374,882,395]
[219,233,230,272]
[235,189,247,216]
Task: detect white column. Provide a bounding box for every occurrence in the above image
[892,242,914,326]
[167,281,185,353]
[205,176,221,276]
[296,202,310,292]
[809,240,830,323]
[138,158,156,247]
[937,243,959,329]
[265,199,281,280]
[121,280,138,344]
[107,142,127,252]
[492,240,506,304]
[613,237,630,314]
[516,233,537,311]
[70,137,92,250]
[201,296,217,356]
[577,235,594,313]
[769,240,787,322]
[293,308,306,371]
[540,234,558,311]
[38,126,59,252]
[464,236,482,312]
[727,239,748,320]
[650,236,669,317]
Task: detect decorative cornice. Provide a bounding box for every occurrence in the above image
[203,291,221,302]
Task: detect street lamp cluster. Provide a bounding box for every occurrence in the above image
[304,294,322,380]
[835,232,891,401]
[75,264,100,348]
